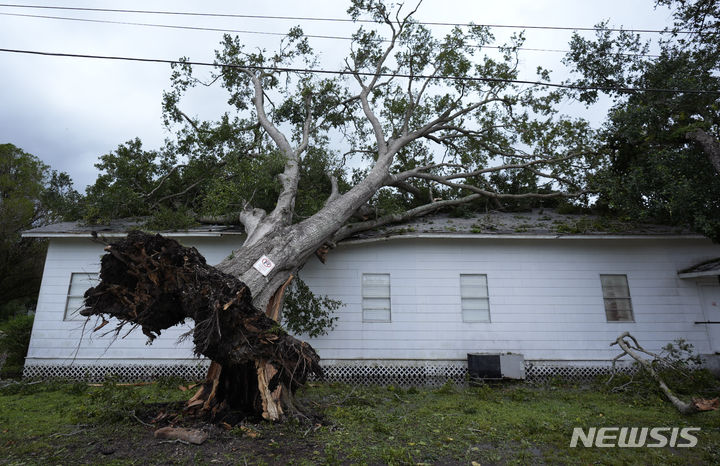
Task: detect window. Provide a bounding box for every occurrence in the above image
[460,274,490,322]
[600,274,634,322]
[65,273,99,321]
[362,273,391,322]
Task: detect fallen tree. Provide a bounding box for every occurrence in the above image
[79,0,599,421]
[610,332,718,414]
[81,231,322,421]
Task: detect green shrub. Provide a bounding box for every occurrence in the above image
[0,314,34,379]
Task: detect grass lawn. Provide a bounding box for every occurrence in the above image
[1,378,719,465]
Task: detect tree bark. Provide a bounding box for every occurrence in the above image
[81,231,322,422]
[686,128,720,174]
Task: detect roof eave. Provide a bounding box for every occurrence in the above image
[340,233,707,245]
[21,231,244,238]
[678,270,720,279]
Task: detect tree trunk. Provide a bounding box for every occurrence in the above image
[81,231,322,422]
[686,128,720,174]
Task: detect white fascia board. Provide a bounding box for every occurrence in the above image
[678,270,720,279]
[21,231,241,238]
[339,233,705,246]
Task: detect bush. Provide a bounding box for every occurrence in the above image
[0,314,34,379]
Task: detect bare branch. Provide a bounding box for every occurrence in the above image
[404,171,589,200]
[392,153,586,183]
[349,5,420,158]
[611,332,702,415]
[143,164,187,199]
[398,97,509,147]
[296,94,313,156]
[323,173,340,207]
[241,70,294,155]
[447,153,585,179]
[333,193,483,242]
[241,69,305,226]
[238,207,268,245]
[389,180,422,197]
[177,110,206,134]
[150,179,204,209]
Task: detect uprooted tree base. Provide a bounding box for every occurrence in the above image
[81,231,323,422]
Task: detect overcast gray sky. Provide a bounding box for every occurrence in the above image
[0,1,674,190]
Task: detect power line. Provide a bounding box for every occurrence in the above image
[0,11,661,59]
[1,47,717,95]
[0,2,697,34]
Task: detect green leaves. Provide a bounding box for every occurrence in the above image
[283,275,342,338]
[0,144,81,308]
[563,0,720,241]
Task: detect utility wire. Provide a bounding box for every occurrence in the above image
[0,11,661,59]
[1,47,717,95]
[0,2,703,35]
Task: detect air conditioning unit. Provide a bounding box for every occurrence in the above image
[467,353,525,380]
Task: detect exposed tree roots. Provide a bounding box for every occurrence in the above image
[81,231,323,422]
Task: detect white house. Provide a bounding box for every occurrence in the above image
[21,210,720,383]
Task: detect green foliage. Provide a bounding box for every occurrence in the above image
[283,276,342,337]
[143,206,198,231]
[0,298,34,322]
[83,138,217,227]
[0,314,34,379]
[564,0,720,240]
[0,144,81,310]
[102,0,600,233]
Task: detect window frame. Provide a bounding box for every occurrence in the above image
[64,272,99,321]
[361,273,391,323]
[460,273,491,323]
[600,274,635,322]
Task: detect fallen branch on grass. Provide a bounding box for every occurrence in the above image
[610,332,718,414]
[154,426,208,445]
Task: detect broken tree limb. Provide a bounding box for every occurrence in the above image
[610,332,717,414]
[153,427,208,445]
[81,231,323,422]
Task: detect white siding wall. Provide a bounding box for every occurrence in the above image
[26,235,720,367]
[26,236,244,366]
[299,237,720,362]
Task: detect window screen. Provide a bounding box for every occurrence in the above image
[460,274,490,322]
[64,273,98,321]
[362,273,391,322]
[600,274,634,322]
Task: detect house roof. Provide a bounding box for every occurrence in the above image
[678,257,720,278]
[22,218,244,238]
[22,209,703,241]
[343,209,703,243]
